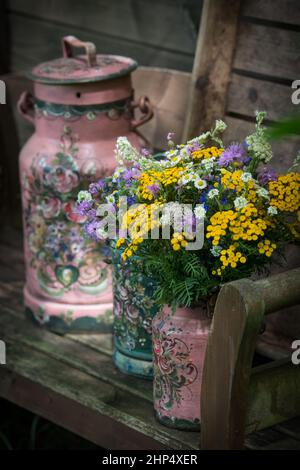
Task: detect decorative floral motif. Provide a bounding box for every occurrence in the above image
[153,322,198,413]
[34,97,132,122]
[112,250,159,359]
[23,126,108,296]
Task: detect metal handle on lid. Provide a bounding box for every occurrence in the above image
[62,35,97,67]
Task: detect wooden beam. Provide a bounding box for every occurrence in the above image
[254,268,300,315]
[200,279,265,449]
[183,0,241,141]
[246,360,300,434]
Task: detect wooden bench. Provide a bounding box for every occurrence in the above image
[0,227,300,450]
[201,269,300,449]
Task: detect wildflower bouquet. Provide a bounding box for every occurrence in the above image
[77,112,299,310]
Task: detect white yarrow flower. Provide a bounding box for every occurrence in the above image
[194,204,206,220]
[257,187,270,199]
[267,206,278,215]
[234,196,248,210]
[77,190,92,202]
[115,136,140,163]
[210,245,222,257]
[241,172,252,183]
[207,188,219,199]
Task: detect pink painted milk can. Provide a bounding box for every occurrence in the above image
[152,306,211,430]
[18,36,153,333]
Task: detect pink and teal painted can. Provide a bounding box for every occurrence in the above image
[152,306,211,430]
[18,36,153,333]
[112,250,160,378]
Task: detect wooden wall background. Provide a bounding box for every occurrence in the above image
[0,0,300,221]
[4,0,202,73]
[224,0,300,172]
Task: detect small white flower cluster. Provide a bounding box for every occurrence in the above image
[194,204,206,220]
[210,245,222,257]
[115,136,140,164]
[267,206,278,215]
[77,190,92,202]
[256,187,269,199]
[207,188,219,199]
[245,111,273,163]
[234,196,248,210]
[112,166,126,182]
[241,172,252,183]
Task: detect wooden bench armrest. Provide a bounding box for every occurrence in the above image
[201,268,300,449]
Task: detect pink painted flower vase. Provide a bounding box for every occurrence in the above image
[152,306,211,430]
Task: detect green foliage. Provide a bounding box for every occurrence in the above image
[267,115,300,140]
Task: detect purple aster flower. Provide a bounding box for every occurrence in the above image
[147,183,160,197]
[258,167,277,185]
[89,182,101,195]
[141,148,150,157]
[187,142,201,155]
[76,200,93,216]
[218,143,248,167]
[84,219,100,241]
[86,208,97,219]
[123,167,141,181]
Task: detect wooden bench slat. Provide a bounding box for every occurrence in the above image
[245,427,300,450]
[1,339,197,449]
[247,360,300,433]
[0,302,199,449]
[0,303,153,403]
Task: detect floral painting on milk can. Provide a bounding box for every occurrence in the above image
[18,36,153,333]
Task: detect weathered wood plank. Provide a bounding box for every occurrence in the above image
[246,360,300,434]
[275,417,300,440]
[8,13,194,73]
[254,268,300,315]
[0,303,153,403]
[227,74,296,122]
[201,279,265,449]
[242,0,300,26]
[183,0,241,140]
[66,333,113,357]
[234,22,300,81]
[224,116,300,172]
[245,427,300,450]
[7,0,199,55]
[0,339,199,449]
[0,308,199,449]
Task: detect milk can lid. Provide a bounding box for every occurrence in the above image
[28,36,137,84]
